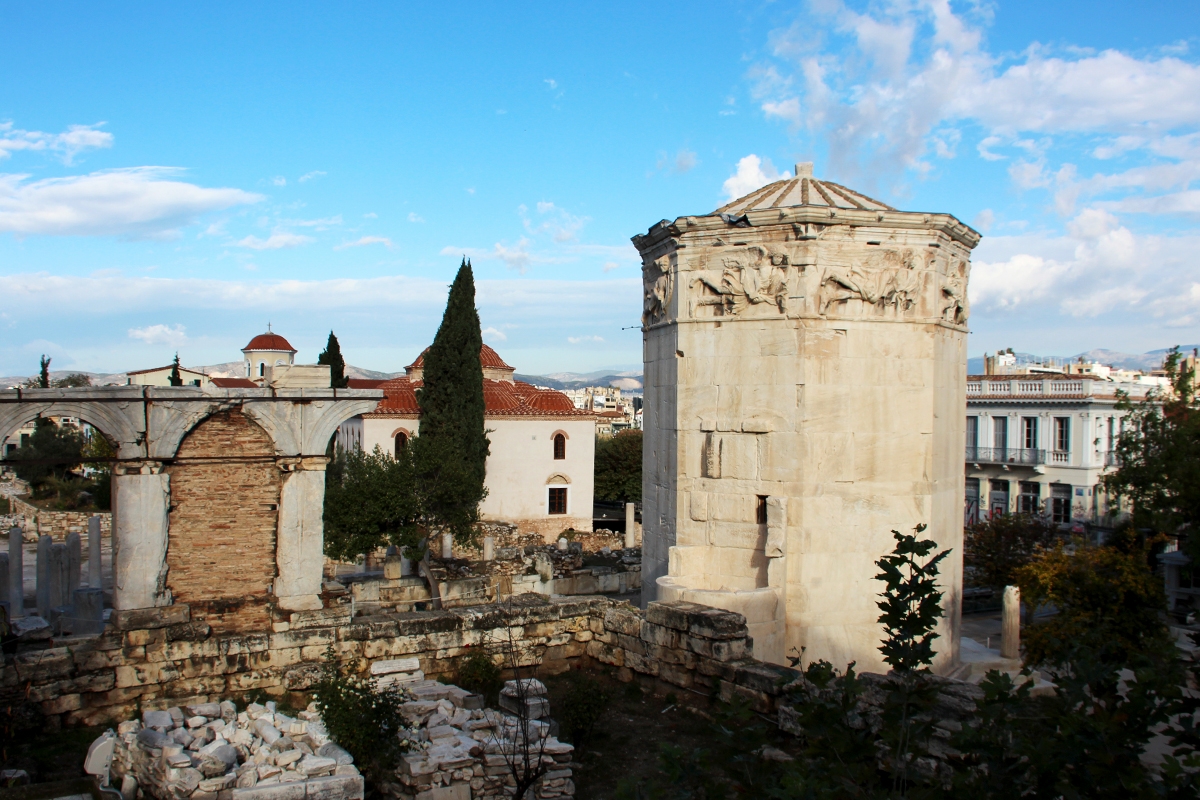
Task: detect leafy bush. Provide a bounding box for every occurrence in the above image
[594,430,642,504]
[311,648,416,779]
[964,512,1059,590]
[456,649,502,703]
[560,673,609,749]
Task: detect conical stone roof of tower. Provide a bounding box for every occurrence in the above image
[714,162,894,215]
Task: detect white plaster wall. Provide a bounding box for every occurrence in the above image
[357,415,595,539]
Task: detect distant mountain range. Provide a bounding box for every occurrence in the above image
[966,345,1200,375]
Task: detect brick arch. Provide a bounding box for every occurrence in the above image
[165,408,280,633]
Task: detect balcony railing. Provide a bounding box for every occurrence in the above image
[965,447,1046,465]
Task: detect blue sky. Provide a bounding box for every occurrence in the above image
[2,1,1198,377]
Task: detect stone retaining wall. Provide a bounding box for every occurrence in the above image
[2,596,797,729]
[7,495,111,540]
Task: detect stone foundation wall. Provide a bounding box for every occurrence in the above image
[166,411,281,634]
[3,597,797,730]
[7,495,112,540]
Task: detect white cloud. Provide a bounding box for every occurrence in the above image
[973,208,994,232]
[285,215,342,229]
[363,212,378,219]
[568,335,605,344]
[128,323,188,347]
[235,232,314,250]
[722,155,790,201]
[603,261,620,272]
[482,326,507,342]
[298,171,326,183]
[0,167,261,238]
[522,202,588,243]
[545,79,558,90]
[335,236,393,250]
[754,2,1200,199]
[970,209,1200,327]
[272,176,287,187]
[408,212,425,223]
[0,122,113,165]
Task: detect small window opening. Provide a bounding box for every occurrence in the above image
[395,431,409,458]
[756,495,769,525]
[553,433,566,460]
[549,487,567,515]
[258,362,265,377]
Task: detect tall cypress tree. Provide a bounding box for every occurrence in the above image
[414,259,489,541]
[38,355,50,388]
[318,331,349,388]
[168,353,183,386]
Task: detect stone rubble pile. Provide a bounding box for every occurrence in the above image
[389,679,574,800]
[111,700,364,800]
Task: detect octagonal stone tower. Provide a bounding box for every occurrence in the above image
[633,163,978,674]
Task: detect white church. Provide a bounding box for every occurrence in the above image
[337,344,598,540]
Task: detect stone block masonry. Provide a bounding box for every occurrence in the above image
[7,495,111,541]
[4,597,797,730]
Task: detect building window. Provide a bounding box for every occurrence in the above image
[548,487,567,515]
[1017,481,1041,515]
[993,416,1008,452]
[553,433,566,460]
[965,478,980,526]
[989,479,1010,518]
[756,495,768,525]
[1022,417,1038,450]
[1050,483,1072,524]
[966,416,978,449]
[395,432,409,458]
[258,362,265,377]
[1054,417,1070,453]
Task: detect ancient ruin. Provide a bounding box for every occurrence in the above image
[634,164,978,672]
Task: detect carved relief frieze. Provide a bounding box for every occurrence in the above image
[642,255,673,326]
[689,245,805,318]
[941,257,970,325]
[816,247,926,318]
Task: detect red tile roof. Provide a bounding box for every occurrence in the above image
[242,333,296,353]
[405,344,513,371]
[365,377,593,419]
[210,377,258,388]
[347,378,386,389]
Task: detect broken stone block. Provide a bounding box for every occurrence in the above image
[188,702,222,718]
[297,755,337,777]
[72,587,105,635]
[12,615,50,641]
[143,710,174,730]
[137,728,170,750]
[369,657,421,675]
[315,743,353,765]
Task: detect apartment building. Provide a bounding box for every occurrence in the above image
[965,375,1154,527]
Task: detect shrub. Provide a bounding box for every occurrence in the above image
[311,648,416,779]
[456,650,502,703]
[560,673,609,749]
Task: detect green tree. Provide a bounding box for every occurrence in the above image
[414,259,489,543]
[51,373,92,388]
[323,445,419,562]
[963,512,1059,591]
[10,419,86,502]
[594,429,641,504]
[318,331,350,388]
[1104,346,1200,559]
[168,353,183,386]
[21,356,52,388]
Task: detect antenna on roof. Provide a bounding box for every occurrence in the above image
[267,322,272,332]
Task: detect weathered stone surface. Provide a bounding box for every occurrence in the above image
[112,604,190,630]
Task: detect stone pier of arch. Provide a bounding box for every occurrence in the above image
[0,386,381,628]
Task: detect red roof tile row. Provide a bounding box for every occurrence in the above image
[365,377,592,419]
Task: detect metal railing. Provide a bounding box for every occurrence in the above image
[965,447,1046,465]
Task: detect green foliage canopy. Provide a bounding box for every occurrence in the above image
[875,524,949,673]
[963,512,1059,590]
[414,259,489,542]
[1104,347,1200,559]
[323,446,420,562]
[318,331,349,388]
[594,429,641,504]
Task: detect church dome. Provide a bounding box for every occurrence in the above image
[242,332,296,353]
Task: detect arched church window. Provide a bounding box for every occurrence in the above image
[258,362,265,377]
[553,433,566,460]
[395,431,409,458]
